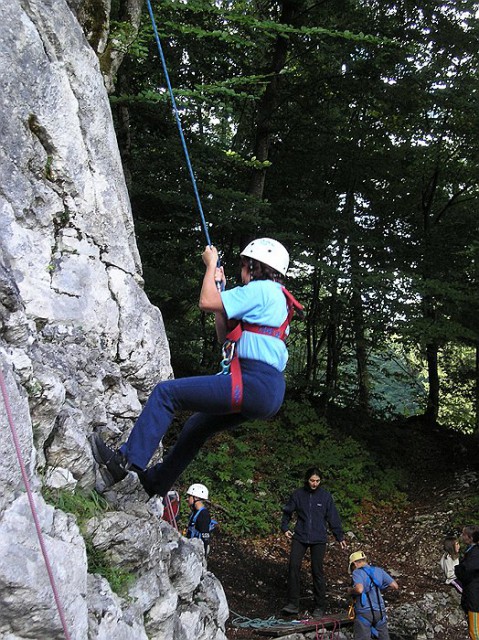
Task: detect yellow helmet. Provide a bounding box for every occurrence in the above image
[348,550,367,573]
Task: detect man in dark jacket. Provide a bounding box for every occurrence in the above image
[455,525,479,640]
[281,466,347,618]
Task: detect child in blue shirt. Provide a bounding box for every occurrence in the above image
[348,551,398,640]
[91,238,299,504]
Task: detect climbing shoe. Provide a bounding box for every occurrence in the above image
[312,608,325,619]
[281,604,299,615]
[90,434,129,483]
[136,469,156,498]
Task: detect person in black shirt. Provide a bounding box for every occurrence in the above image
[281,466,347,618]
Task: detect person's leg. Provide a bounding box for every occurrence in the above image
[376,618,391,640]
[469,611,479,640]
[310,543,326,610]
[284,539,308,611]
[92,360,285,492]
[124,360,284,468]
[138,360,286,495]
[353,614,375,640]
[141,410,245,496]
[121,373,234,469]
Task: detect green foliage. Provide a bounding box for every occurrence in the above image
[42,488,134,595]
[42,487,109,522]
[181,398,409,536]
[451,493,479,531]
[83,538,135,595]
[116,0,479,425]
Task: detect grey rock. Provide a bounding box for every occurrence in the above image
[0,0,227,638]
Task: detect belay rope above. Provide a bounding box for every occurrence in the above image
[145,0,213,248]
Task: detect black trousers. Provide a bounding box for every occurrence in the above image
[286,539,326,609]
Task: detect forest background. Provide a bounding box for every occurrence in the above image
[101,0,479,534]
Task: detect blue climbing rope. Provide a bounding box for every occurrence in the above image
[144,0,212,247]
[230,611,293,630]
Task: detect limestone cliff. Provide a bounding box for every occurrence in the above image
[0,1,227,638]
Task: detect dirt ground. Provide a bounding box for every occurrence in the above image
[208,470,477,640]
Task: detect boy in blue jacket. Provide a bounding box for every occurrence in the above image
[281,466,347,618]
[348,551,398,639]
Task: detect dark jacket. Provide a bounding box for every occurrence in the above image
[281,486,344,545]
[187,506,211,554]
[455,544,479,612]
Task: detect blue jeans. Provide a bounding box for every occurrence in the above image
[120,359,285,496]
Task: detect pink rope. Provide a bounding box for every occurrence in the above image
[311,616,341,640]
[0,369,71,640]
[164,493,178,530]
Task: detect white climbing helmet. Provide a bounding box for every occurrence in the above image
[241,238,289,276]
[187,483,209,501]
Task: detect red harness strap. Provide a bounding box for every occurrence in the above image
[224,287,303,412]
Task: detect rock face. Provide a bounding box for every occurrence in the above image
[0,1,228,638]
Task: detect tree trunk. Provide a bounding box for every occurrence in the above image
[305,267,320,381]
[421,167,441,425]
[344,190,370,416]
[115,66,133,191]
[325,288,340,405]
[424,341,440,424]
[247,0,298,200]
[475,340,479,438]
[98,0,144,93]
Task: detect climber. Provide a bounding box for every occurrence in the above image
[185,483,216,556]
[348,551,398,640]
[90,238,302,509]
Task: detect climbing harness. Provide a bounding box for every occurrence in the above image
[162,490,180,529]
[218,287,304,411]
[0,369,71,640]
[187,506,217,539]
[354,566,387,639]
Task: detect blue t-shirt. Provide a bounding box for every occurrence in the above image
[221,280,288,372]
[352,565,394,614]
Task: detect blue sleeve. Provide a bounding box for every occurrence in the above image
[352,568,366,588]
[376,567,394,589]
[221,283,261,320]
[221,280,287,325]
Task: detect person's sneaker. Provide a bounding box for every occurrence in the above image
[136,469,156,498]
[281,603,299,615]
[89,434,128,483]
[312,608,325,619]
